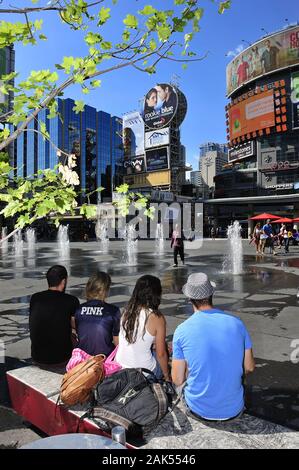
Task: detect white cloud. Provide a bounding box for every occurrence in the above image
[282,22,297,30]
[226,44,244,58]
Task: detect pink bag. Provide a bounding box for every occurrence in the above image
[66,348,92,372]
[103,346,122,376]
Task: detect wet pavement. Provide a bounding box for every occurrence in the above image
[1,238,299,443]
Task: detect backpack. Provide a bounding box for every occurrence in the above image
[60,354,106,406]
[91,368,171,437]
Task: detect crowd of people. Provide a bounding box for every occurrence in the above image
[29,265,255,422]
[250,219,299,255]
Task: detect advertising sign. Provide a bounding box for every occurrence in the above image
[228,141,255,162]
[229,89,275,140]
[122,111,144,157]
[145,128,170,149]
[146,147,169,172]
[124,156,145,175]
[142,83,178,130]
[226,26,299,96]
[291,71,299,129]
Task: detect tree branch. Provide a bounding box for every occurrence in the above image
[0,45,166,152]
[0,1,103,14]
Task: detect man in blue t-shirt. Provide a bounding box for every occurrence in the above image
[172,273,255,421]
[262,219,277,255]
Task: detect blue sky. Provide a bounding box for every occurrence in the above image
[8,0,299,169]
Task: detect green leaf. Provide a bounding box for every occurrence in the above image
[149,39,157,51]
[123,14,138,29]
[157,25,171,41]
[144,207,155,219]
[116,184,129,194]
[73,100,85,113]
[80,204,97,218]
[219,1,231,14]
[98,7,111,25]
[139,5,156,15]
[40,122,49,140]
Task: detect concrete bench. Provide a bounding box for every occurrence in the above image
[6,366,299,449]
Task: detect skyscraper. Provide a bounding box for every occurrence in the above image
[12,98,123,202]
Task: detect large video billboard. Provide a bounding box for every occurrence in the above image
[226,26,299,96]
[292,71,299,129]
[229,89,275,140]
[122,111,144,158]
[146,147,169,172]
[142,84,178,130]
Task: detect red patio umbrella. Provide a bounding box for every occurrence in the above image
[249,213,280,220]
[293,218,299,222]
[272,218,293,223]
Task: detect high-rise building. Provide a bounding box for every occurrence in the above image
[199,149,228,189]
[0,45,15,119]
[199,142,228,161]
[208,24,299,232]
[12,98,123,202]
[190,170,202,186]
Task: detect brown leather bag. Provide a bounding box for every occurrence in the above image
[60,354,106,406]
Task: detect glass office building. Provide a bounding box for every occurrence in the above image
[12,98,123,201]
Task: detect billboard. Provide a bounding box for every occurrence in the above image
[291,71,299,129]
[122,111,144,157]
[228,141,255,163]
[226,26,299,96]
[142,83,178,130]
[124,156,145,175]
[146,147,169,172]
[124,170,170,188]
[145,128,170,149]
[229,89,275,140]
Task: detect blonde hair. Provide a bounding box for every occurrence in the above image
[85,271,111,301]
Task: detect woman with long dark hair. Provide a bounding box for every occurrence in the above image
[116,275,170,380]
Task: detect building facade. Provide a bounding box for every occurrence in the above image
[12,98,123,202]
[200,149,228,189]
[210,25,299,231]
[0,45,15,118]
[199,142,228,160]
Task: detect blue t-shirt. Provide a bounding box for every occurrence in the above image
[173,308,252,420]
[75,300,120,356]
[262,224,273,237]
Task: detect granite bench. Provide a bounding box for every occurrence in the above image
[6,365,299,449]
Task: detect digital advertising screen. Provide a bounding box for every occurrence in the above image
[229,89,275,140]
[146,147,169,172]
[226,26,299,96]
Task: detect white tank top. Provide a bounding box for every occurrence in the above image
[116,308,156,371]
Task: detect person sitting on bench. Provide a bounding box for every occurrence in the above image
[29,265,79,367]
[75,271,120,357]
[171,272,255,422]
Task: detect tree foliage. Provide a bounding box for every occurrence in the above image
[0,0,231,240]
